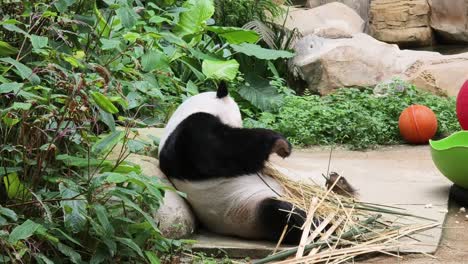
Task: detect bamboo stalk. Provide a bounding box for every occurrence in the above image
[253,215,382,264]
[306,212,336,244]
[296,197,319,258]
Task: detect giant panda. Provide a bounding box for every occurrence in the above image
[158,82,307,243]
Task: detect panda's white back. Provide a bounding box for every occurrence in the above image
[158,91,242,155]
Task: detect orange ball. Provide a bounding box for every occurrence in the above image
[398,105,438,144]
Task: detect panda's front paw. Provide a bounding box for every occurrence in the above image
[272,138,291,158]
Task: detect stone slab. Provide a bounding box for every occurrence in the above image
[192,145,451,257]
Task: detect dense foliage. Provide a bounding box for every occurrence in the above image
[246,80,460,149]
[213,0,284,28]
[0,0,291,262]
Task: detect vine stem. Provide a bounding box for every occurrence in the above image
[5,196,85,208]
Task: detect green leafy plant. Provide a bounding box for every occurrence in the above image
[0,0,298,262]
[246,81,460,150]
[213,0,285,28]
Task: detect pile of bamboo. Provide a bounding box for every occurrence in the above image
[254,164,439,264]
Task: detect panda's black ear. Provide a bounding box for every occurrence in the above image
[216,81,228,98]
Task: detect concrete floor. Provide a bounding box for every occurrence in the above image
[192,145,468,263]
[271,145,450,254]
[362,201,468,264]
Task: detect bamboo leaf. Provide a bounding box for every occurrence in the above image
[90,91,119,114]
[57,242,83,264]
[145,251,161,264]
[56,154,112,167]
[8,220,42,243]
[116,237,144,257]
[94,204,114,235]
[91,131,125,155]
[93,1,111,38]
[59,183,87,233]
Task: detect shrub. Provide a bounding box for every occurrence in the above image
[0,0,294,262]
[246,82,460,150]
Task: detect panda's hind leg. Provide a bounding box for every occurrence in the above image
[257,198,308,245]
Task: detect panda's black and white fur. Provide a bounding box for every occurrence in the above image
[158,83,306,243]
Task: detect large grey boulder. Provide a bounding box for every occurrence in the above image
[108,128,196,239]
[277,2,365,37]
[306,0,371,24]
[292,33,468,96]
[125,154,196,239]
[429,0,468,43]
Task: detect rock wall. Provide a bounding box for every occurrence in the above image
[429,0,468,43]
[369,0,432,47]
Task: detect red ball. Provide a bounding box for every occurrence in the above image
[456,80,468,130]
[398,105,438,144]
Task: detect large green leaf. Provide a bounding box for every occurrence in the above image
[3,173,29,199]
[100,39,120,50]
[30,35,48,50]
[207,26,259,44]
[0,206,17,221]
[231,43,295,60]
[116,5,137,29]
[0,57,33,80]
[54,0,76,12]
[0,41,18,56]
[59,183,87,233]
[0,82,23,94]
[91,130,125,155]
[141,51,169,72]
[174,0,214,37]
[8,220,42,243]
[90,91,119,114]
[202,59,239,81]
[238,75,283,112]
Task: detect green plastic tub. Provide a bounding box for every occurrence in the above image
[430,131,468,188]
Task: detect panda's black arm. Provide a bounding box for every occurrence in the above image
[159,113,291,181]
[193,124,291,179]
